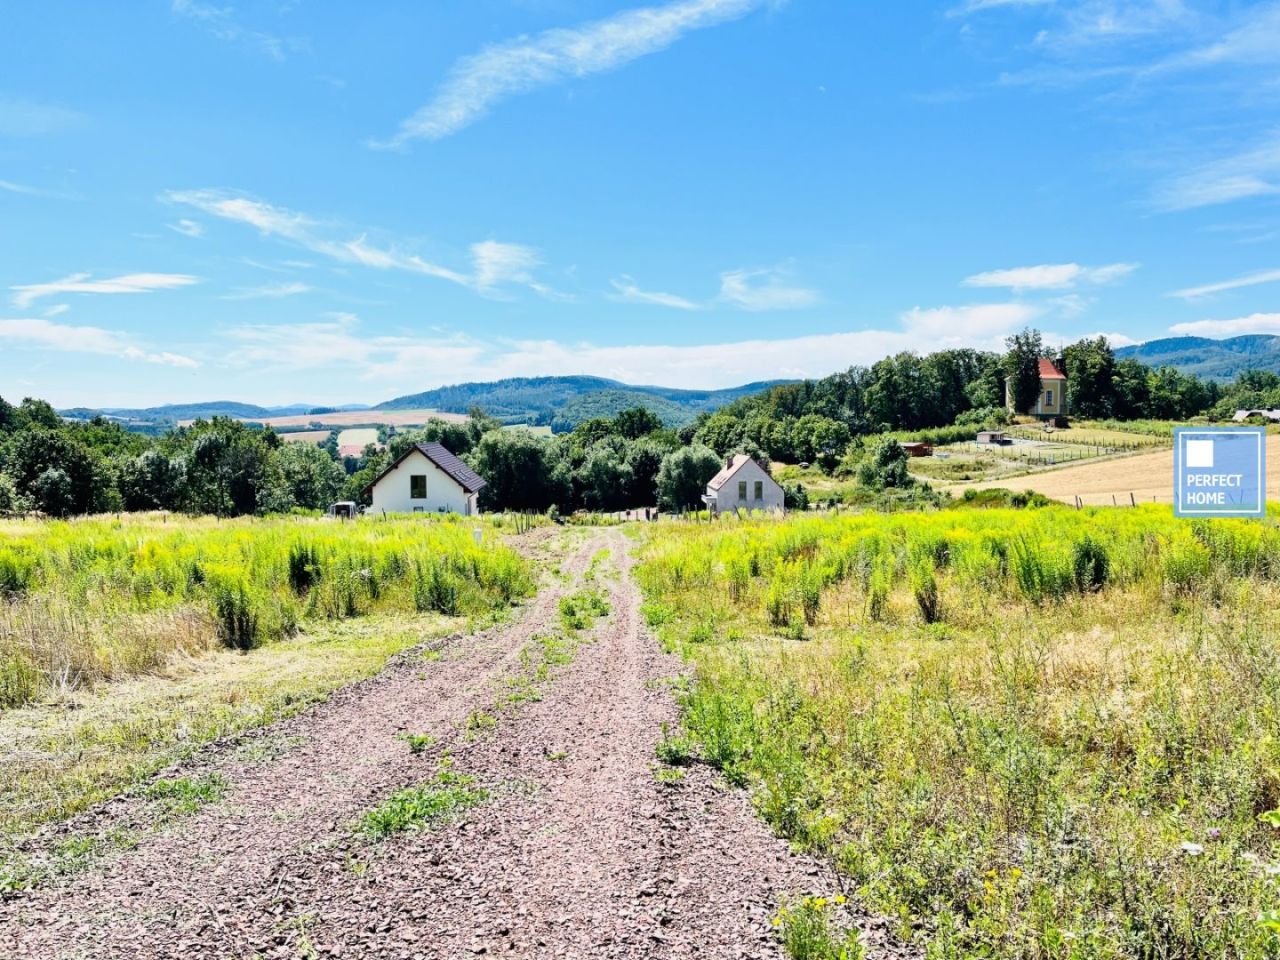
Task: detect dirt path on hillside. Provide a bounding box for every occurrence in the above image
[2,528,912,960]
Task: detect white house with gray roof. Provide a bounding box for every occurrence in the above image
[362,442,486,516]
[702,454,785,515]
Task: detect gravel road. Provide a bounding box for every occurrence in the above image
[2,527,915,960]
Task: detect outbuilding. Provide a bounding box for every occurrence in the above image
[901,441,933,458]
[702,454,785,515]
[976,430,1008,445]
[362,442,486,516]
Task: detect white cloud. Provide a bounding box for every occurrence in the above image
[373,0,771,148]
[170,0,299,60]
[221,281,312,300]
[43,304,69,318]
[0,178,72,199]
[962,261,1138,290]
[166,189,557,298]
[717,267,820,311]
[11,272,199,309]
[901,302,1042,342]
[0,317,199,367]
[1169,313,1280,337]
[220,301,1053,390]
[1154,136,1280,211]
[167,218,204,238]
[608,276,702,310]
[1170,267,1280,299]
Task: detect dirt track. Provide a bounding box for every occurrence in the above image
[2,528,912,960]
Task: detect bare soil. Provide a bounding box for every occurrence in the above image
[2,528,913,960]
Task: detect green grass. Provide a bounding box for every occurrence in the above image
[0,513,534,708]
[638,505,1280,959]
[141,773,228,817]
[0,614,452,846]
[357,763,489,841]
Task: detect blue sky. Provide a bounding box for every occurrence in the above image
[2,0,1278,407]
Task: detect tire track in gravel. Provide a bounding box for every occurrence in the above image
[5,526,915,960]
[234,529,916,960]
[1,528,607,960]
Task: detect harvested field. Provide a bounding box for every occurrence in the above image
[944,433,1280,505]
[279,429,330,444]
[178,409,466,429]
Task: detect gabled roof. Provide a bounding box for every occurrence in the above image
[1039,358,1067,380]
[362,442,487,497]
[707,454,778,492]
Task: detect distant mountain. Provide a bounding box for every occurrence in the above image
[1116,335,1280,381]
[377,375,791,427]
[62,401,372,422]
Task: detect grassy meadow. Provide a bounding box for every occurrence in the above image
[0,513,534,850]
[638,506,1280,959]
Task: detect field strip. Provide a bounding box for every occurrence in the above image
[943,433,1280,506]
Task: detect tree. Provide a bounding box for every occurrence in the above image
[613,407,663,440]
[118,450,185,511]
[1063,337,1116,419]
[693,414,745,456]
[576,442,634,511]
[277,441,345,509]
[857,437,914,489]
[1003,329,1044,415]
[0,472,31,514]
[467,430,569,512]
[656,444,721,511]
[32,467,75,517]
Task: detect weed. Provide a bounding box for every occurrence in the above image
[655,722,697,767]
[357,763,489,840]
[773,895,864,960]
[397,732,436,754]
[142,773,228,817]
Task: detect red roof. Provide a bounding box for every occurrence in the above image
[1039,358,1066,380]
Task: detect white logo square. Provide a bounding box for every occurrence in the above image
[1185,439,1215,469]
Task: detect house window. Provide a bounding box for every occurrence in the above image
[410,474,427,499]
[1045,389,1054,407]
[754,480,763,500]
[738,480,747,500]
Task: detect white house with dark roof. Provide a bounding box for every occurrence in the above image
[362,442,486,516]
[702,454,785,515]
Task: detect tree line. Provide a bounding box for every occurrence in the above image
[1,330,1271,518]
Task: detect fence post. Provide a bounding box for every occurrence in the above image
[1130,492,1136,507]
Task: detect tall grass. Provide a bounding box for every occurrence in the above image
[638,505,1280,959]
[0,514,534,708]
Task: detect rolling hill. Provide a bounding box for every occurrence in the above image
[1115,335,1280,381]
[376,375,792,427]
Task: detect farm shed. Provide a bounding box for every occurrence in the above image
[976,430,1008,445]
[362,442,486,516]
[702,454,785,515]
[1233,409,1280,423]
[901,441,933,457]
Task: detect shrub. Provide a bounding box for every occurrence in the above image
[1071,535,1110,592]
[287,542,321,594]
[211,577,259,650]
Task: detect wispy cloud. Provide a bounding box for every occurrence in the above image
[717,267,819,311]
[949,0,1054,17]
[1170,312,1280,337]
[221,281,312,300]
[1170,267,1280,300]
[0,178,73,199]
[1153,135,1280,211]
[608,276,702,310]
[167,218,204,238]
[171,0,301,60]
[372,0,771,148]
[219,300,1049,389]
[166,188,561,299]
[0,317,199,367]
[962,261,1138,290]
[11,272,199,309]
[0,97,83,137]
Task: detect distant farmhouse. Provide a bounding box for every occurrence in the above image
[1233,409,1280,423]
[1007,357,1068,421]
[702,454,785,515]
[363,442,486,516]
